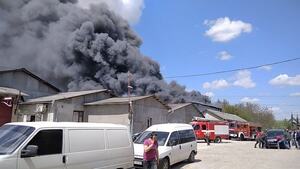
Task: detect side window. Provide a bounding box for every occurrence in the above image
[167,131,180,146]
[201,125,207,130]
[193,125,200,130]
[179,129,196,144]
[27,130,62,156]
[187,129,196,142]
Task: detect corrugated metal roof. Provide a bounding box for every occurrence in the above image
[192,101,222,110]
[23,89,108,104]
[204,113,222,121]
[168,103,205,118]
[206,109,247,122]
[85,95,170,109]
[0,86,28,96]
[0,68,60,92]
[168,103,192,111]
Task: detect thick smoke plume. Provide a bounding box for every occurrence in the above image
[0,0,210,103]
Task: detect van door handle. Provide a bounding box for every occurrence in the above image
[62,155,67,164]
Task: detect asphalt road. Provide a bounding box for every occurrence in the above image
[172,140,300,169]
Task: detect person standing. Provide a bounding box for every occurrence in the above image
[205,130,210,146]
[296,130,300,149]
[144,132,159,169]
[260,131,267,148]
[254,130,262,148]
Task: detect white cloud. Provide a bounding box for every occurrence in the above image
[202,70,256,90]
[290,92,300,96]
[204,92,215,98]
[240,97,260,103]
[260,65,272,71]
[269,74,300,86]
[77,0,144,24]
[217,51,232,61]
[204,17,252,42]
[268,107,281,112]
[233,70,256,88]
[203,79,230,90]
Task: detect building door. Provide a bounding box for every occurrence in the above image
[18,129,66,169]
[147,117,152,128]
[73,111,84,122]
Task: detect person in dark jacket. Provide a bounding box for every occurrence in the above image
[296,130,300,149]
[260,131,267,148]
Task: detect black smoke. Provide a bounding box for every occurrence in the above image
[0,0,210,103]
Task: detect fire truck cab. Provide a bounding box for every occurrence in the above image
[191,118,229,143]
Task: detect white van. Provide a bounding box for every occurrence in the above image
[133,123,197,169]
[0,122,134,169]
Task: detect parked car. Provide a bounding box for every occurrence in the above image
[0,122,134,169]
[133,123,197,169]
[266,129,290,149]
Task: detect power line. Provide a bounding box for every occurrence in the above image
[165,57,300,79]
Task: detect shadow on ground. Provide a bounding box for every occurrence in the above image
[171,159,202,169]
[197,140,232,144]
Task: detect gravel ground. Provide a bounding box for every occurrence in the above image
[172,140,300,169]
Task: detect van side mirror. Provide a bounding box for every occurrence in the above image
[169,140,177,146]
[21,145,38,158]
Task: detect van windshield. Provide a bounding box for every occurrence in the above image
[0,125,35,155]
[134,131,169,146]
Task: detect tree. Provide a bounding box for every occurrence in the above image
[221,102,276,129]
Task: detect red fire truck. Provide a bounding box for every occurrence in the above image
[191,118,229,143]
[229,121,262,140]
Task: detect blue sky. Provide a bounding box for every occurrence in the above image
[131,0,300,119]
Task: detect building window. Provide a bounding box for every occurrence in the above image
[73,111,84,122]
[147,118,152,128]
[30,115,35,122]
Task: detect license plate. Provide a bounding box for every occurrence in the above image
[134,160,143,165]
[268,139,277,142]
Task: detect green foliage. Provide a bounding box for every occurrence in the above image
[274,119,292,129]
[217,100,276,129]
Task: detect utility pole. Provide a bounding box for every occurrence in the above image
[128,71,133,135]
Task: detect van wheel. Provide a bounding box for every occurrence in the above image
[187,151,195,163]
[160,158,169,169]
[214,136,222,143]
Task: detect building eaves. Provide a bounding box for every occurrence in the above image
[0,68,61,92]
[192,101,222,110]
[168,103,205,118]
[0,86,28,97]
[22,89,108,104]
[85,95,171,110]
[168,103,192,111]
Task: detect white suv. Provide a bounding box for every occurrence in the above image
[133,123,197,169]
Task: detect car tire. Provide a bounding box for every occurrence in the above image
[187,151,196,163]
[214,137,222,143]
[160,158,169,169]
